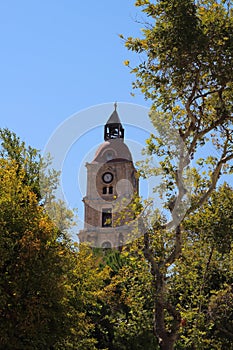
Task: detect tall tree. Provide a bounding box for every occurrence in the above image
[55,244,110,350]
[96,247,158,350]
[0,136,110,349]
[123,1,233,348]
[0,158,69,349]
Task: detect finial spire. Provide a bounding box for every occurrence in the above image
[114,102,117,111]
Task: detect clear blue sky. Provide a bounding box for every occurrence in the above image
[0,1,152,236]
[0,0,149,149]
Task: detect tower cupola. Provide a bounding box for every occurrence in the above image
[104,103,124,141]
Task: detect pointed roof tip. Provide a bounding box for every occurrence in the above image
[106,102,121,125]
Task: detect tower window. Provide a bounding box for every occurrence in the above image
[106,151,114,161]
[102,186,113,195]
[101,241,112,249]
[102,208,112,227]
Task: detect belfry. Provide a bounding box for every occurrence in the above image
[79,104,139,248]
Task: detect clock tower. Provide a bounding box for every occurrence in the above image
[79,104,139,248]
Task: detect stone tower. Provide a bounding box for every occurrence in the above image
[79,104,139,248]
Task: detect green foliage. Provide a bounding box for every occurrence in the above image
[186,183,233,254]
[125,1,233,198]
[123,1,233,349]
[0,133,109,349]
[0,128,42,200]
[0,159,68,349]
[0,139,232,349]
[0,128,60,206]
[127,0,233,107]
[55,244,110,350]
[100,244,158,350]
[208,284,233,347]
[133,186,233,349]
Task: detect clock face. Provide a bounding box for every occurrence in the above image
[102,172,113,183]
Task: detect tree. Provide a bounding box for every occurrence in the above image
[0,135,111,349]
[55,244,110,350]
[208,284,233,348]
[178,183,233,349]
[0,158,69,349]
[96,247,158,350]
[123,1,233,348]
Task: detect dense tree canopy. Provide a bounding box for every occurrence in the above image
[0,131,109,349]
[0,158,68,348]
[123,0,233,349]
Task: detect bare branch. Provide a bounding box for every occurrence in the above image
[187,113,231,156]
[143,231,159,277]
[165,302,181,334]
[192,87,224,102]
[183,73,200,138]
[192,149,233,210]
[165,225,182,266]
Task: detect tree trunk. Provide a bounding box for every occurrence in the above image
[143,231,181,350]
[153,272,180,350]
[159,337,176,350]
[155,317,178,350]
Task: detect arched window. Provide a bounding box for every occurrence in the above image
[101,241,112,249]
[106,151,114,161]
[102,208,112,227]
[102,186,113,195]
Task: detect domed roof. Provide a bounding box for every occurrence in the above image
[92,139,132,163]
